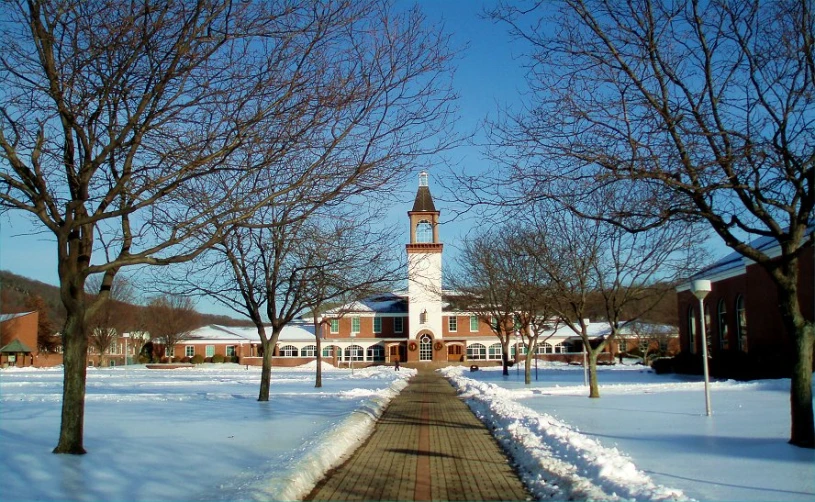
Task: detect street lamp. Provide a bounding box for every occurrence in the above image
[691,279,713,416]
[350,332,356,375]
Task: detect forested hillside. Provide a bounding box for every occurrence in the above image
[0,270,252,330]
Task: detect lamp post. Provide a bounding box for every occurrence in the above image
[122,332,129,368]
[691,279,713,416]
[350,332,356,375]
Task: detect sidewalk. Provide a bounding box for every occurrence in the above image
[305,369,531,501]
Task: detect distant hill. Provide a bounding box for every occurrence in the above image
[0,270,253,330]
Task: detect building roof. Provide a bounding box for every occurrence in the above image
[411,185,437,212]
[678,223,814,289]
[184,323,315,343]
[0,312,35,323]
[0,338,33,353]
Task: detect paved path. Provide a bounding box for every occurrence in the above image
[305,369,531,501]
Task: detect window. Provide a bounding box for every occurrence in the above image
[394,317,404,333]
[185,346,195,358]
[206,345,215,357]
[736,295,748,352]
[448,316,457,332]
[351,317,360,333]
[687,306,697,354]
[416,220,432,243]
[419,335,433,361]
[467,343,487,360]
[717,299,729,350]
[323,345,338,358]
[367,345,385,361]
[470,315,479,332]
[109,360,116,367]
[166,346,175,357]
[345,345,364,361]
[373,317,382,333]
[280,345,298,357]
[330,319,340,334]
[109,342,118,354]
[301,345,317,357]
[226,346,236,357]
[488,343,503,360]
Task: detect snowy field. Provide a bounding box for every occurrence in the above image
[441,362,815,501]
[0,363,414,502]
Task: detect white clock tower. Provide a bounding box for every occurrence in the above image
[406,171,443,354]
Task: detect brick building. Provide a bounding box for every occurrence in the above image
[676,233,814,377]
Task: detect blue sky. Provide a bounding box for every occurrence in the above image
[0,1,726,318]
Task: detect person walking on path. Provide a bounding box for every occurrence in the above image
[306,369,530,501]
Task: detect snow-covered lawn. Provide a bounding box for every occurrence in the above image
[0,362,413,502]
[441,362,815,501]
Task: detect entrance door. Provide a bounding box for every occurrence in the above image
[419,335,433,361]
[389,345,401,362]
[447,344,462,362]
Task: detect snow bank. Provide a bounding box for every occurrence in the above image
[441,366,691,501]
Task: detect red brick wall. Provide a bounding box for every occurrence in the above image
[1,312,39,367]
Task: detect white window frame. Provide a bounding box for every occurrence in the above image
[185,346,195,358]
[470,315,479,332]
[448,316,457,332]
[226,346,236,357]
[301,345,317,357]
[351,316,361,334]
[280,345,298,357]
[394,317,404,333]
[330,319,340,334]
[373,317,382,333]
[206,345,215,357]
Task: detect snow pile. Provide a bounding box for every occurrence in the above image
[441,366,690,501]
[248,368,415,501]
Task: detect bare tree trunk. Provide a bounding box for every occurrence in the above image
[587,349,600,398]
[524,338,536,385]
[53,302,89,454]
[501,337,510,376]
[258,338,274,402]
[773,262,815,448]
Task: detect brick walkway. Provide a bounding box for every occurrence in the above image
[305,369,531,501]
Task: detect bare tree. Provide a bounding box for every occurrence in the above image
[520,206,696,398]
[86,276,136,366]
[0,0,456,453]
[621,321,677,366]
[481,0,815,447]
[171,204,402,401]
[450,227,556,378]
[142,295,200,363]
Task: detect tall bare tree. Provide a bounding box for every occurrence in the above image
[457,0,815,448]
[0,0,456,453]
[142,295,200,363]
[519,205,696,397]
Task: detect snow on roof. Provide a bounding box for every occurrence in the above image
[0,312,35,322]
[324,293,408,315]
[681,223,814,288]
[186,323,315,343]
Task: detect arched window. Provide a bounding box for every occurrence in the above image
[279,345,298,357]
[416,220,432,243]
[301,345,317,357]
[345,345,364,361]
[366,345,385,361]
[687,306,697,353]
[467,343,487,360]
[419,335,433,361]
[717,299,729,351]
[488,343,503,360]
[322,345,338,358]
[736,295,748,352]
